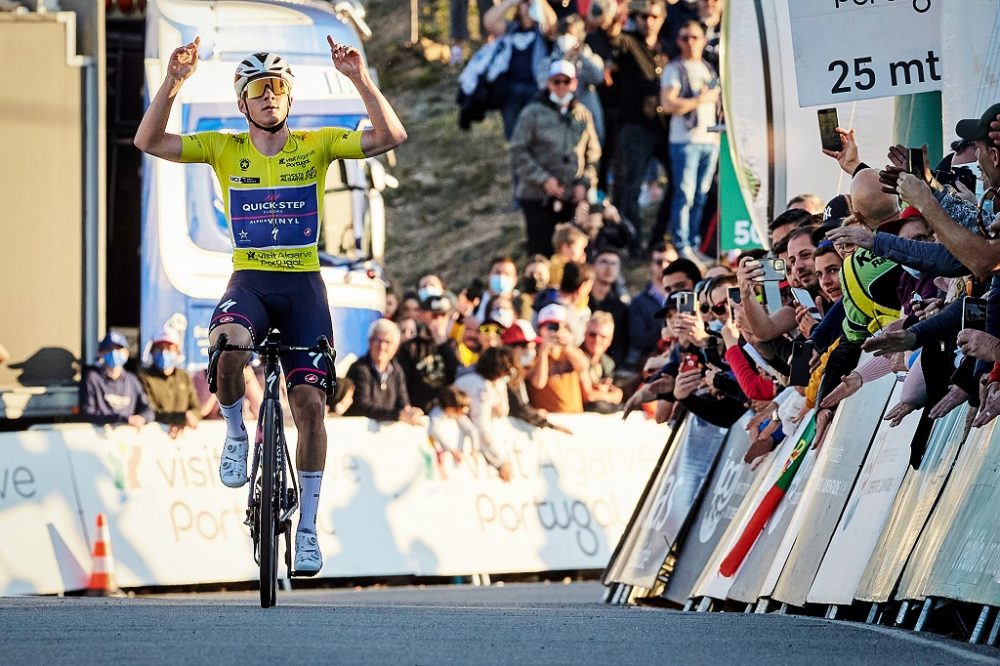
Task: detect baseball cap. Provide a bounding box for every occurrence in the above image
[98,331,128,351]
[548,60,576,80]
[419,294,452,313]
[821,194,852,229]
[955,102,1000,145]
[151,326,182,347]
[537,303,568,326]
[501,320,541,346]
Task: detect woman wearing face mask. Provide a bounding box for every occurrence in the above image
[537,14,606,145]
[509,59,601,256]
[475,255,521,322]
[139,327,202,439]
[81,331,155,428]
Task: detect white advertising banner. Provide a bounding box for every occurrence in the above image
[807,384,921,606]
[940,1,1000,147]
[0,426,92,595]
[2,414,664,592]
[788,0,943,107]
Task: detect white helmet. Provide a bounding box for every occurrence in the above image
[233,52,294,98]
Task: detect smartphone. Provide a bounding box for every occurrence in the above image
[680,353,701,373]
[728,286,742,305]
[908,147,925,178]
[910,291,923,305]
[752,256,787,282]
[962,296,988,331]
[789,340,814,387]
[791,287,821,321]
[674,290,695,314]
[818,108,841,152]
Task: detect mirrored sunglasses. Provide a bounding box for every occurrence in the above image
[245,77,290,99]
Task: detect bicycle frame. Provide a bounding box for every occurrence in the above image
[207,330,335,607]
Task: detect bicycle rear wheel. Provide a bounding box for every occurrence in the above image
[259,399,280,608]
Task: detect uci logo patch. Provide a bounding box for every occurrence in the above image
[305,374,319,384]
[239,158,250,171]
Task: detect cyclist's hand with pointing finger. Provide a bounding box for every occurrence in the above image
[328,36,364,79]
[168,36,200,83]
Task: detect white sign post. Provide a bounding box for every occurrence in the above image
[788,0,942,107]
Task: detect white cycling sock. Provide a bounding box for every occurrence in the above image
[297,471,323,534]
[220,398,247,438]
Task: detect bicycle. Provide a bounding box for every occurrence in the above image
[207,330,335,608]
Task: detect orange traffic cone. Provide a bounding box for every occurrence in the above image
[85,513,121,596]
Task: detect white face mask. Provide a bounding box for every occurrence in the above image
[549,91,574,107]
[556,34,579,53]
[519,349,536,366]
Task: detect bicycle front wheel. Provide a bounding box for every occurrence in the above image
[259,399,281,608]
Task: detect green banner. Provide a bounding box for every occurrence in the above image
[718,131,763,252]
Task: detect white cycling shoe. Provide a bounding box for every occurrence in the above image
[219,433,249,488]
[294,532,323,575]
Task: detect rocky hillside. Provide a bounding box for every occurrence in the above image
[364,0,522,294]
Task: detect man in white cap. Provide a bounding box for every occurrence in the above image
[509,60,601,256]
[139,327,201,439]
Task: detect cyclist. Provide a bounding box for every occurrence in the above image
[134,37,407,573]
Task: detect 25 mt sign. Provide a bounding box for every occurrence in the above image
[828,51,941,96]
[787,0,942,106]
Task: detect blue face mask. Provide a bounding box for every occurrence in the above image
[153,350,178,371]
[708,319,725,333]
[489,274,516,296]
[417,286,443,302]
[102,349,127,368]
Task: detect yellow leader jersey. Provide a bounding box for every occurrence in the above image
[179,128,365,272]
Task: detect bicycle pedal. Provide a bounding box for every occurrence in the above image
[291,568,320,578]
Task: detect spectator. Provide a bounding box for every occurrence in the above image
[398,294,461,413]
[768,207,814,247]
[527,304,589,412]
[502,319,574,432]
[581,311,623,412]
[813,243,844,304]
[548,222,590,288]
[787,193,825,216]
[384,287,400,321]
[483,0,559,141]
[139,327,201,439]
[660,0,700,60]
[697,0,723,69]
[588,248,630,362]
[627,250,699,367]
[509,60,601,256]
[538,13,607,143]
[417,274,446,303]
[585,0,629,198]
[81,331,154,427]
[610,0,670,256]
[454,347,516,481]
[659,19,719,259]
[398,317,419,343]
[475,255,520,322]
[427,386,475,474]
[784,225,821,294]
[345,319,424,424]
[515,255,551,319]
[397,291,421,323]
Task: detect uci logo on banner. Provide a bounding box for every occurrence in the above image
[229,185,318,248]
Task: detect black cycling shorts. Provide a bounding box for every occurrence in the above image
[209,270,333,391]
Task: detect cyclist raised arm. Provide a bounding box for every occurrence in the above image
[134,36,407,575]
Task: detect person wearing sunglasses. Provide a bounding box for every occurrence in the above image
[134,37,407,575]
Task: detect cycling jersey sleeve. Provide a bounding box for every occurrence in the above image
[317,127,366,162]
[179,132,223,164]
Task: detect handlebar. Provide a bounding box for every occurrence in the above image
[207,333,337,397]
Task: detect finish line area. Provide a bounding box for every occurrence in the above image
[2,583,997,665]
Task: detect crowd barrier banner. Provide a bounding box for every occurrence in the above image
[603,416,727,589]
[771,372,895,608]
[915,420,1000,607]
[662,415,758,605]
[807,384,921,606]
[855,406,969,604]
[727,414,817,605]
[690,406,811,602]
[64,423,260,587]
[897,420,997,602]
[0,426,91,595]
[1,414,664,592]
